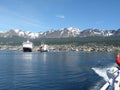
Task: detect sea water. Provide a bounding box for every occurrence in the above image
[0,50,117,90]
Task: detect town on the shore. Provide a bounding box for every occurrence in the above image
[0,44,120,53]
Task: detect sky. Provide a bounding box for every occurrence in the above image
[0,0,120,32]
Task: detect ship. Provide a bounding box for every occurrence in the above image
[22,40,33,52]
[38,43,48,52]
[100,54,120,90]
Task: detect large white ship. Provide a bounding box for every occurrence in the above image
[22,40,33,52]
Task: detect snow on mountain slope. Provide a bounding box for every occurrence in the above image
[0,31,5,33]
[10,29,40,38]
[0,28,119,38]
[59,27,81,37]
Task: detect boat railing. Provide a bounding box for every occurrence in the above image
[100,69,120,90]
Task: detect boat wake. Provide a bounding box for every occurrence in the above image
[90,79,103,90]
[92,63,116,81]
[92,67,108,81]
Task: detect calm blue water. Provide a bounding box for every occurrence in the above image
[0,50,117,90]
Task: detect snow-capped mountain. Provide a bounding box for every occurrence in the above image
[0,28,119,39]
[44,27,81,38]
[0,29,42,39]
[80,28,115,37]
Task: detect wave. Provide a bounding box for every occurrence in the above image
[92,67,108,81]
[90,79,103,90]
[92,63,116,81]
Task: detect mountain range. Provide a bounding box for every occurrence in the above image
[0,27,120,39]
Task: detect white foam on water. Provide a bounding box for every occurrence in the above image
[92,63,116,81]
[90,67,109,90]
[92,67,109,81]
[90,63,116,90]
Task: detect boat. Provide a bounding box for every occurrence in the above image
[38,43,48,52]
[22,40,33,52]
[100,67,120,90]
[100,54,120,90]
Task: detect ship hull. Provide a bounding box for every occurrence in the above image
[39,49,48,52]
[23,47,32,52]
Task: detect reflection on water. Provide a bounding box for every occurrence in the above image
[21,53,33,73]
[22,52,33,60]
[41,52,47,63]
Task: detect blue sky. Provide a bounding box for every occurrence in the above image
[0,0,120,32]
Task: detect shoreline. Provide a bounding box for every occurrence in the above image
[0,45,120,53]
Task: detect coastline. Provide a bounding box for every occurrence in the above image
[0,45,120,53]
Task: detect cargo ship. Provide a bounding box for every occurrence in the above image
[22,40,33,52]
